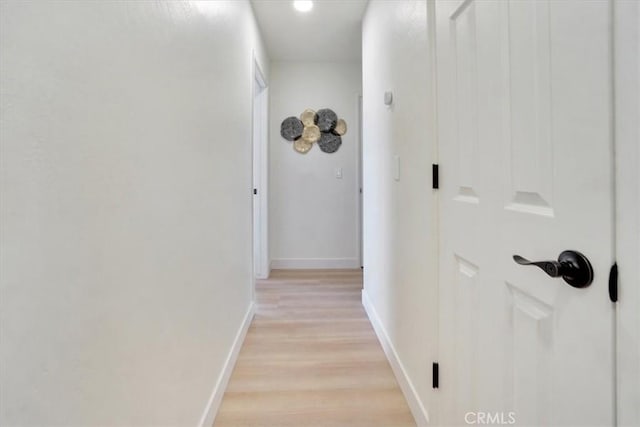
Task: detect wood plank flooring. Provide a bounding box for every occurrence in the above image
[213,269,416,427]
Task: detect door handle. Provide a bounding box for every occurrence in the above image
[512,250,593,288]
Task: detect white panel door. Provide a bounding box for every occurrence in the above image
[436,1,614,426]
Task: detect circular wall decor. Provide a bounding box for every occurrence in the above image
[294,138,313,154]
[301,124,321,143]
[300,109,317,126]
[280,116,304,141]
[318,132,342,153]
[334,118,347,136]
[316,108,338,132]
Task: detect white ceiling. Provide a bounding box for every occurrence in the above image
[251,0,368,62]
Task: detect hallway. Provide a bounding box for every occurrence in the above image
[214,270,415,426]
[1,1,638,425]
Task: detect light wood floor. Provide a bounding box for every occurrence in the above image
[214,269,416,427]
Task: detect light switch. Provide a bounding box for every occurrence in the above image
[393,155,400,181]
[335,168,343,179]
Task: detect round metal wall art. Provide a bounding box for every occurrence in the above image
[281,108,346,154]
[294,138,313,154]
[316,108,338,132]
[334,119,347,136]
[280,116,304,141]
[300,109,317,126]
[301,124,321,143]
[318,132,342,153]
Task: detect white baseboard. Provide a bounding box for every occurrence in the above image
[198,302,255,427]
[270,258,359,269]
[362,290,430,427]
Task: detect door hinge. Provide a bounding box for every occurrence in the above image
[609,263,618,303]
[253,188,258,195]
[432,362,439,389]
[432,164,439,189]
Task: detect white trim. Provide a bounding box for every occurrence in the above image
[198,302,255,427]
[356,94,364,268]
[270,258,359,270]
[254,55,267,89]
[362,290,429,427]
[252,52,270,281]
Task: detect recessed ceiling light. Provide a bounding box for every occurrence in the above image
[293,0,313,13]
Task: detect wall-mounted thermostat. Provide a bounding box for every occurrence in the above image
[384,91,393,105]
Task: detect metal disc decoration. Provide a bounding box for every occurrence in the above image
[301,124,321,143]
[318,132,342,153]
[282,109,345,154]
[333,118,347,136]
[280,116,304,141]
[316,108,338,132]
[294,138,313,154]
[300,109,317,126]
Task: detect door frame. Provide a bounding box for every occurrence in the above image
[613,1,640,425]
[356,94,364,269]
[426,1,441,425]
[252,54,269,283]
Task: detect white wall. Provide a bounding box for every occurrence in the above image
[269,61,361,269]
[0,1,268,425]
[361,1,438,424]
